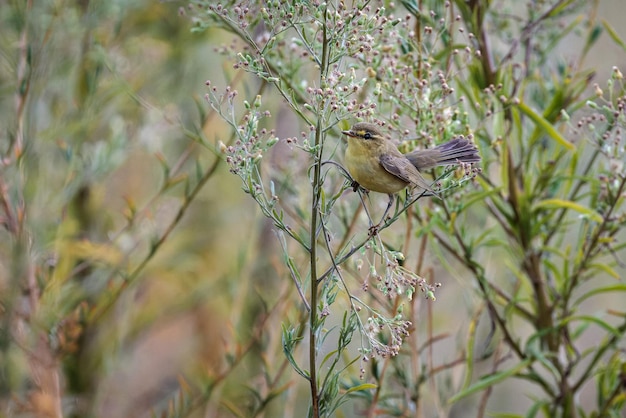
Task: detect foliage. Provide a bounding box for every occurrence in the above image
[1,0,625,417]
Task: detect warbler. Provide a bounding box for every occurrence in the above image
[342,122,480,226]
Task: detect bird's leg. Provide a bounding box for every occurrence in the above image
[382,193,395,222]
[350,180,378,229]
[350,181,391,236]
[369,194,394,236]
[356,187,376,229]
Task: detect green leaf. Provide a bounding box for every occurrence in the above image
[602,19,626,53]
[587,262,620,280]
[320,349,339,369]
[534,198,603,223]
[344,383,377,394]
[525,400,552,418]
[461,187,502,209]
[526,341,560,379]
[559,315,620,337]
[574,283,626,305]
[516,102,575,150]
[448,359,533,404]
[281,324,308,379]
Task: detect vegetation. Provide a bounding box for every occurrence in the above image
[1,0,625,417]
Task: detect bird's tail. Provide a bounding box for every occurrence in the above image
[405,138,481,171]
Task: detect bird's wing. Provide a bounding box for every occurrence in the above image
[379,153,432,191]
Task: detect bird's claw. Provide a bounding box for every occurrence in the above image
[351,181,370,194]
[368,223,381,236]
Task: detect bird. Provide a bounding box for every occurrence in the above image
[342,122,481,231]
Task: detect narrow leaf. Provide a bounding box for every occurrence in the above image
[449,359,533,403]
[516,102,575,150]
[587,262,620,280]
[602,19,626,52]
[574,283,626,305]
[345,383,377,394]
[559,315,620,336]
[534,198,603,223]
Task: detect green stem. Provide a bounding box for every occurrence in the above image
[308,8,331,417]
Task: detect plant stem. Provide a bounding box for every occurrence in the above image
[308,7,332,416]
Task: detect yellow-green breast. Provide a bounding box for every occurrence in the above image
[345,137,408,194]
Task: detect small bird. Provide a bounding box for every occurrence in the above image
[342,122,480,230]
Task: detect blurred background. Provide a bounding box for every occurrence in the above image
[1,1,626,417]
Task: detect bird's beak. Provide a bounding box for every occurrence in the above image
[342,130,355,137]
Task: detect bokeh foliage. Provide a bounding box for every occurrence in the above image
[1,1,626,417]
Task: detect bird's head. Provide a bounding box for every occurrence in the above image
[342,123,385,142]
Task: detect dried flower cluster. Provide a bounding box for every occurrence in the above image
[197,0,483,368]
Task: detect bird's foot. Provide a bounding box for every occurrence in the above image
[351,180,368,193]
[368,215,392,236]
[368,224,380,236]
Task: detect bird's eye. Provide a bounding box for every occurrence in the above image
[363,132,372,139]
